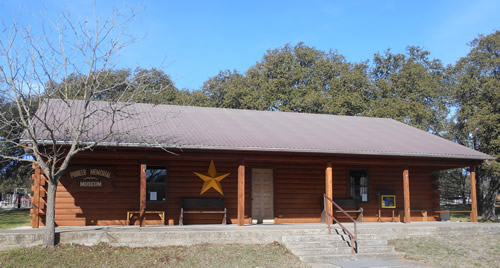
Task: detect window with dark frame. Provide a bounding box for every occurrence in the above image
[146,166,167,202]
[349,170,369,203]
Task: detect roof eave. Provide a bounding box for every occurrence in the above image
[26,139,496,161]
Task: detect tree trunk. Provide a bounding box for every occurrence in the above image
[43,180,57,247]
[482,193,496,220]
[482,179,499,221]
[476,169,483,215]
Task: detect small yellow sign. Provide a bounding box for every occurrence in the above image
[194,160,230,195]
[381,195,396,208]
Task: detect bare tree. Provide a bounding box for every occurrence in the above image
[0,5,166,247]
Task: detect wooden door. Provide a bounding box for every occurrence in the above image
[252,168,274,223]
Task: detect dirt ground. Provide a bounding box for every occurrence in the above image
[389,232,500,268]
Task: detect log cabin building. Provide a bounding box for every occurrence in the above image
[29,99,494,227]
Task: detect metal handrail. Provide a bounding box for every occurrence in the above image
[324,194,358,254]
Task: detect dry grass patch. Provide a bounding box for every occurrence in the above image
[389,232,500,268]
[0,242,307,268]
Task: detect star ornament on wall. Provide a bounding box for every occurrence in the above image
[194,160,230,195]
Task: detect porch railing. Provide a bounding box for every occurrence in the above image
[323,194,358,254]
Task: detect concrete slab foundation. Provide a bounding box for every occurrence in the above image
[1,222,499,267]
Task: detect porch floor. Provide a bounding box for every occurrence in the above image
[1,221,493,233]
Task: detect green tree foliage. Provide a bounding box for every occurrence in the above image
[367,47,449,134]
[451,30,500,220]
[0,99,36,196]
[246,43,372,114]
[201,70,253,109]
[132,68,179,104]
[51,68,181,104]
[439,169,470,205]
[0,161,32,197]
[200,43,450,132]
[202,43,372,115]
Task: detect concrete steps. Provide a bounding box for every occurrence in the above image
[282,227,404,265]
[292,245,395,254]
[283,239,387,249]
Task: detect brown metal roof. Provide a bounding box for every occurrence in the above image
[31,99,494,160]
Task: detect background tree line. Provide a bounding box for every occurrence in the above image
[1,31,498,219]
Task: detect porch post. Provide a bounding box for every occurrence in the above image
[140,162,147,227]
[237,160,245,226]
[325,162,333,223]
[30,162,41,228]
[403,167,411,224]
[470,165,478,222]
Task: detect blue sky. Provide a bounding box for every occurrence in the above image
[1,0,499,90]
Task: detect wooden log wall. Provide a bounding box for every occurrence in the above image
[274,163,323,223]
[350,166,439,222]
[31,150,441,227]
[32,157,252,226]
[165,159,251,225]
[52,158,140,226]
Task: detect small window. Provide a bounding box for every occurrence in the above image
[349,170,369,203]
[146,166,167,202]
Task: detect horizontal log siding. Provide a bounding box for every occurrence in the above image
[32,150,441,226]
[55,159,140,226]
[165,160,250,225]
[361,166,439,222]
[274,163,323,223]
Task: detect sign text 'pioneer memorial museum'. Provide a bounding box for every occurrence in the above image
[28,99,494,227]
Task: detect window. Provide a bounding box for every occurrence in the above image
[349,170,369,203]
[146,166,167,202]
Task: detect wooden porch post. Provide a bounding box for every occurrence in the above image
[237,160,246,226]
[140,162,147,227]
[30,162,41,228]
[470,166,478,223]
[403,167,411,224]
[325,162,333,222]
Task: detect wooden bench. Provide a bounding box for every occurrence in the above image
[399,210,428,222]
[179,198,226,225]
[127,211,165,225]
[377,209,399,222]
[434,210,472,221]
[333,198,364,222]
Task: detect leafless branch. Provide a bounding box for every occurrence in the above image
[0,3,157,246]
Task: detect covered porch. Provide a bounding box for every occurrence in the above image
[129,150,481,227]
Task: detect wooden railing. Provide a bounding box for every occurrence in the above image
[324,194,358,254]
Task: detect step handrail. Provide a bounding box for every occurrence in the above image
[324,194,358,254]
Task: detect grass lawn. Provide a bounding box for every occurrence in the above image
[390,232,500,268]
[0,242,307,268]
[0,209,31,229]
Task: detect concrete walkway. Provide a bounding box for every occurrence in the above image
[2,222,500,267]
[4,221,498,234]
